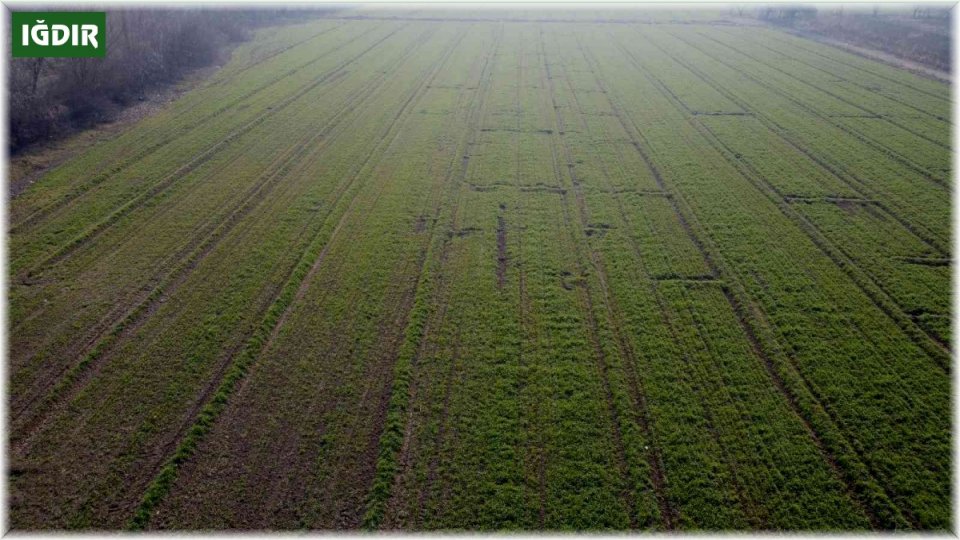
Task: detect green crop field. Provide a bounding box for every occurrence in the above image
[7,13,952,531]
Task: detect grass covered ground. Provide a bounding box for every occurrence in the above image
[7,13,951,531]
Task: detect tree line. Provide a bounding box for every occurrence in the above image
[9,9,336,152]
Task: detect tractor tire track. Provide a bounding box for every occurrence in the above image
[9,29,438,450]
[584,30,913,529]
[13,24,405,279]
[629,31,950,367]
[568,31,760,530]
[763,28,952,104]
[207,22,346,88]
[695,114,951,362]
[410,44,508,517]
[538,28,646,530]
[42,29,447,525]
[717,284,883,530]
[9,27,435,421]
[701,29,950,148]
[680,30,949,189]
[128,25,469,530]
[714,26,950,125]
[660,28,949,253]
[380,30,500,528]
[9,21,378,231]
[256,27,473,530]
[380,24,507,529]
[511,33,550,528]
[689,30,950,151]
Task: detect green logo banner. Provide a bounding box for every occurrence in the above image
[12,12,106,57]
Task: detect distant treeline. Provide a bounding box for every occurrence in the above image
[751,6,951,73]
[9,9,337,152]
[797,12,951,73]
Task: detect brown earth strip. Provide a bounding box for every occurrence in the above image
[765,26,951,88]
[412,330,462,527]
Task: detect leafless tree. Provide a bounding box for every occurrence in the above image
[9,8,334,151]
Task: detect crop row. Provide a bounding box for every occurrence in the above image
[136,22,494,529]
[654,27,951,248]
[623,27,950,356]
[9,22,466,528]
[744,27,950,111]
[9,21,370,233]
[554,28,878,529]
[10,23,437,439]
[590,24,948,528]
[9,19,950,531]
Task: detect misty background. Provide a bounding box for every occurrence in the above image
[7,4,952,153]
